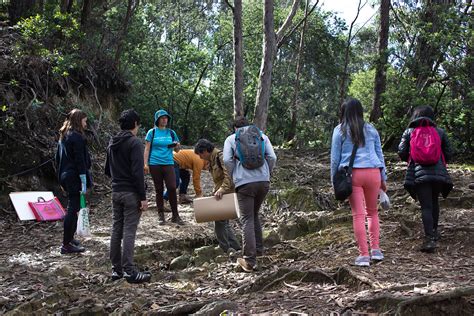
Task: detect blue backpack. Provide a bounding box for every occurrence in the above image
[235,125,265,169]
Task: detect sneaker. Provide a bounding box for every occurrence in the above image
[111,269,123,281]
[171,215,185,225]
[179,194,193,204]
[420,236,436,253]
[158,212,166,225]
[354,256,370,267]
[123,270,151,284]
[60,243,85,254]
[370,249,384,261]
[237,258,254,272]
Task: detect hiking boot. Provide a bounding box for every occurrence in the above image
[179,194,192,204]
[61,243,85,254]
[123,270,151,284]
[237,258,254,272]
[71,239,82,247]
[433,229,441,241]
[111,269,123,281]
[171,215,185,225]
[158,212,166,225]
[370,249,384,261]
[354,256,370,267]
[420,236,437,253]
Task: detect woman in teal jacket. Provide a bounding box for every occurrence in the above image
[144,109,184,225]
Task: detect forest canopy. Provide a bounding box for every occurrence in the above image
[1,0,472,154]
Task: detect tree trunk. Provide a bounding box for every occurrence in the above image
[253,0,276,130]
[114,0,139,70]
[233,0,244,118]
[463,0,473,153]
[254,0,300,130]
[60,0,68,13]
[80,0,92,27]
[338,0,363,109]
[370,0,390,123]
[287,0,309,141]
[7,0,36,25]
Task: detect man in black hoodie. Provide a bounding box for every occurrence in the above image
[105,109,151,284]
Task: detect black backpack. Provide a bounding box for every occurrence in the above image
[235,125,265,169]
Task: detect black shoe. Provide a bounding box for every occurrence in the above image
[61,243,85,254]
[124,271,152,284]
[71,239,81,247]
[158,212,166,225]
[111,269,123,281]
[433,229,441,241]
[171,216,185,225]
[420,236,437,253]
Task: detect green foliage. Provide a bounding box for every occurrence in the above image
[15,11,83,77]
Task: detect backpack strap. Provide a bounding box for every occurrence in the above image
[169,129,176,142]
[149,128,156,163]
[347,144,357,173]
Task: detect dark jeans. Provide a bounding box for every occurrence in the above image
[415,182,442,237]
[60,172,81,245]
[150,165,178,216]
[164,165,191,199]
[236,181,270,267]
[215,220,240,252]
[110,192,142,274]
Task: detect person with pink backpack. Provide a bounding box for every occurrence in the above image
[398,106,453,253]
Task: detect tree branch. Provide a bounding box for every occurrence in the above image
[277,0,319,49]
[276,0,301,42]
[224,0,234,12]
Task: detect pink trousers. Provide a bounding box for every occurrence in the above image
[349,168,381,256]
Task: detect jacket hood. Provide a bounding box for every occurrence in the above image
[408,116,436,128]
[109,130,134,150]
[154,109,172,126]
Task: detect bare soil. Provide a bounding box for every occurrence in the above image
[0,149,473,315]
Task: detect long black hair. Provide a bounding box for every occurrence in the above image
[340,98,365,147]
[411,105,435,121]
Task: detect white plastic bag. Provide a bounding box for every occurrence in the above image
[379,190,390,210]
[76,194,91,237]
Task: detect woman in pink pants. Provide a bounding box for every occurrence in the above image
[330,98,388,267]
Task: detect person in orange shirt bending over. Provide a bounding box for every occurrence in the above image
[164,149,208,204]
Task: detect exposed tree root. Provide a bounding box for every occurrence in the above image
[333,266,379,290]
[351,286,474,315]
[235,268,335,294]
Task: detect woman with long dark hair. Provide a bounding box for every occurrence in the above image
[398,105,452,253]
[330,98,387,267]
[55,108,92,254]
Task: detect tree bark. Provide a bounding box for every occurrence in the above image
[80,0,92,27]
[7,0,36,25]
[114,0,139,70]
[254,0,300,130]
[231,0,244,118]
[287,0,309,141]
[338,0,363,108]
[370,0,390,123]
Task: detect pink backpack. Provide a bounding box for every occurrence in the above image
[409,120,443,165]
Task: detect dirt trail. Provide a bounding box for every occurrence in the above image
[0,149,473,315]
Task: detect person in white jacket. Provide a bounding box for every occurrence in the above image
[223,116,277,272]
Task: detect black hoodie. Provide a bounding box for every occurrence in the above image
[105,130,146,200]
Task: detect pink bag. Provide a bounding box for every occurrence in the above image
[409,120,443,165]
[28,197,66,221]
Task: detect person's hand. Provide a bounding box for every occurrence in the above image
[144,165,150,175]
[140,200,148,211]
[381,181,387,192]
[214,189,224,200]
[79,174,87,194]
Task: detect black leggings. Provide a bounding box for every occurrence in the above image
[61,172,81,245]
[415,182,442,237]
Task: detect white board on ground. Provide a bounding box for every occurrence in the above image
[9,191,56,221]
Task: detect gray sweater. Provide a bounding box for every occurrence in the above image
[223,130,277,188]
